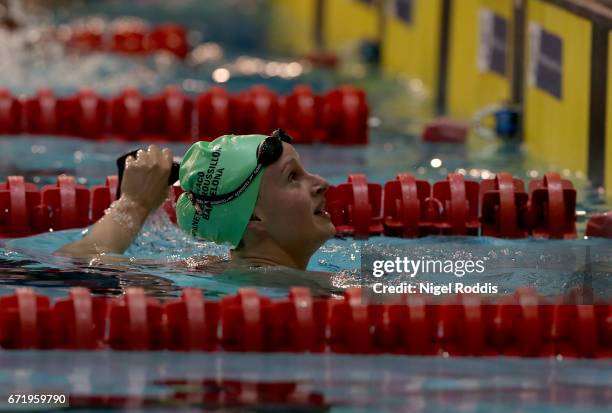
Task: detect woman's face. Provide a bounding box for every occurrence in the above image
[254,142,335,255]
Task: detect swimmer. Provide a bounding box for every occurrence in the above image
[57,130,336,273]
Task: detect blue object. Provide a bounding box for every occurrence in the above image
[360,40,381,65]
[494,108,519,138]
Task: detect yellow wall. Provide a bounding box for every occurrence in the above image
[323,0,380,50]
[606,31,612,193]
[524,0,592,175]
[447,0,513,118]
[381,0,443,101]
[268,0,318,55]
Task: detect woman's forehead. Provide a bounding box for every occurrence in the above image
[281,141,298,157]
[275,143,300,169]
[262,143,300,179]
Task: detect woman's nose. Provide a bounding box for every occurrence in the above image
[311,173,329,195]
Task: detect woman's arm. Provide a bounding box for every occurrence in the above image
[56,145,173,257]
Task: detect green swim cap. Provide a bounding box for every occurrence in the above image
[176,134,268,247]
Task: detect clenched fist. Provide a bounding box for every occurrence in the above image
[121,144,173,212]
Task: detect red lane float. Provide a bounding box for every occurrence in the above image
[480,172,529,238]
[164,288,219,351]
[432,173,480,235]
[528,172,577,239]
[539,304,599,358]
[422,118,469,143]
[66,24,104,51]
[0,288,53,349]
[383,174,436,237]
[266,287,322,352]
[0,86,368,145]
[455,295,488,355]
[25,88,58,135]
[52,287,108,350]
[41,175,90,231]
[148,24,189,59]
[0,287,609,357]
[503,288,543,356]
[328,288,372,353]
[59,88,108,139]
[432,296,489,356]
[220,288,269,352]
[280,85,326,144]
[107,288,163,350]
[326,174,383,239]
[111,21,147,54]
[323,85,369,145]
[66,21,189,58]
[196,86,233,141]
[109,88,145,139]
[586,212,612,238]
[0,89,22,134]
[76,88,107,138]
[0,176,41,237]
[142,86,193,141]
[235,85,279,135]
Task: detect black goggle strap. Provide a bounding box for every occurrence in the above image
[187,162,264,214]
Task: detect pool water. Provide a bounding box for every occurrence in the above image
[0,1,610,412]
[0,351,610,413]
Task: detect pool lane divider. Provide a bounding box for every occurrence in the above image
[0,84,368,145]
[328,171,577,239]
[62,21,190,59]
[0,171,582,239]
[0,286,609,356]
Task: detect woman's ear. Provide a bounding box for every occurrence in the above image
[250,204,265,223]
[239,194,268,250]
[242,215,267,248]
[246,205,265,231]
[246,214,265,232]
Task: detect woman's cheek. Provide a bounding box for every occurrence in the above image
[282,189,309,211]
[271,189,310,223]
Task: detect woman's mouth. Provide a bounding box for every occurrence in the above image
[314,206,331,219]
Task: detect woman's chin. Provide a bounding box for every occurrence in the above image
[310,216,337,244]
[323,222,337,240]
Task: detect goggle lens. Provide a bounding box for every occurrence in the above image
[257,129,293,166]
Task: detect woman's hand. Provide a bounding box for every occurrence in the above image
[56,144,174,258]
[121,145,173,212]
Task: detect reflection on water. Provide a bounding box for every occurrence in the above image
[0,351,610,413]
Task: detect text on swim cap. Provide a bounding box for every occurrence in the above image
[192,149,224,221]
